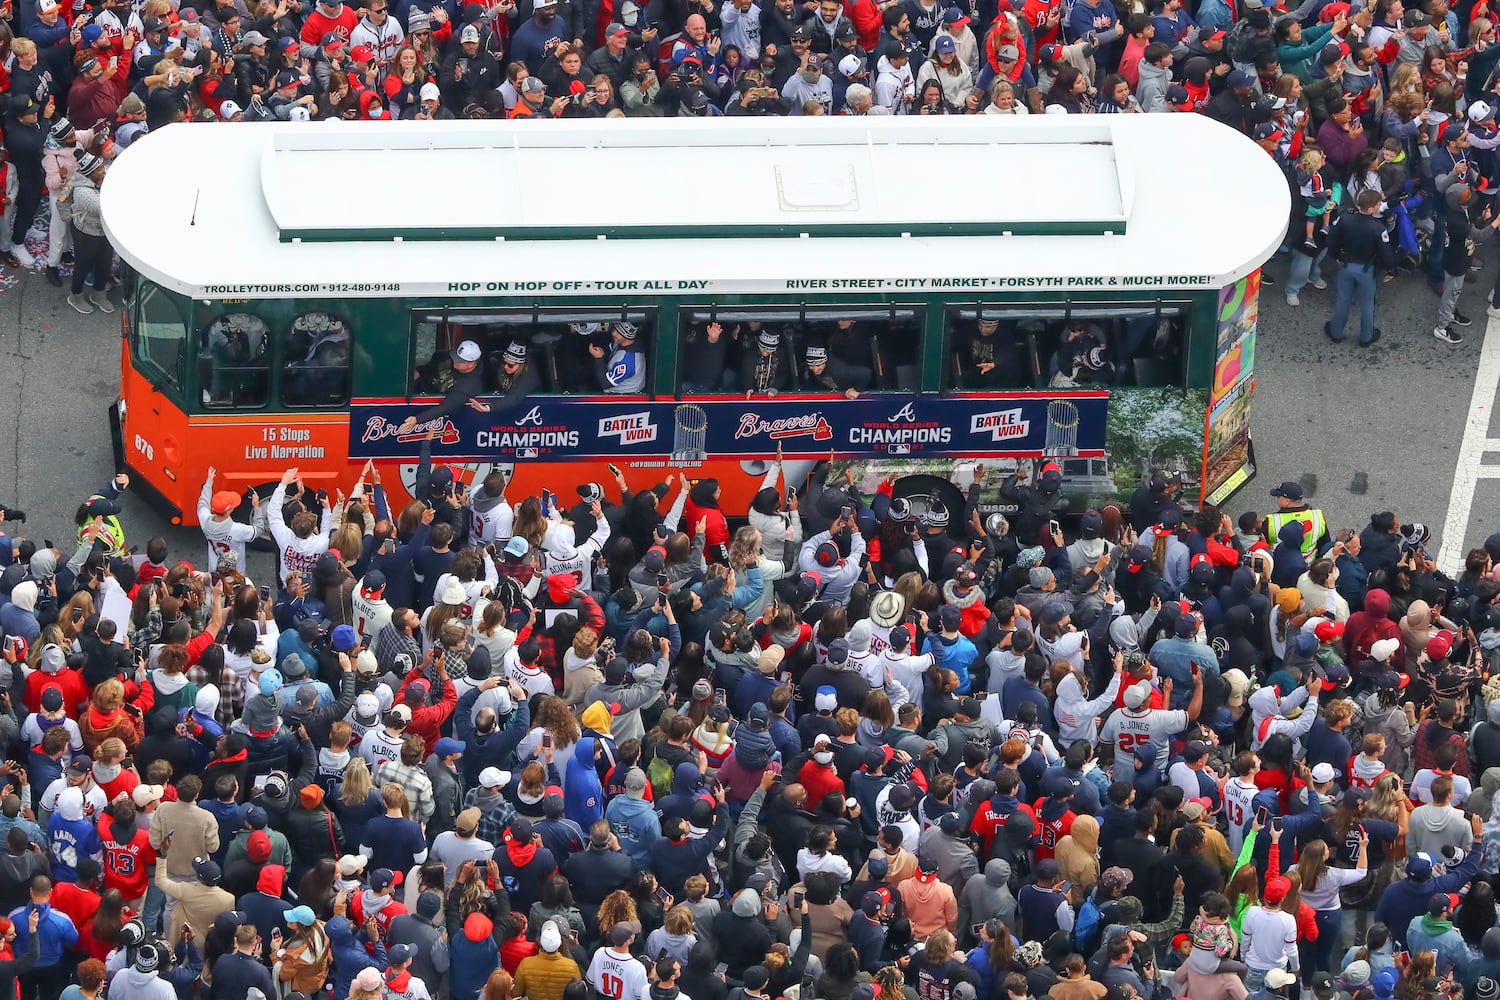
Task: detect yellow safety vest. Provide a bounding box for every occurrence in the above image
[1265,508,1326,559]
[78,495,126,559]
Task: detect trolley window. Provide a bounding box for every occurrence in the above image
[198,312,270,409]
[945,301,1190,390]
[282,311,352,408]
[135,284,188,393]
[411,307,655,397]
[677,305,924,395]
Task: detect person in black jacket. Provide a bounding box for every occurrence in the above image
[564,821,635,929]
[283,656,357,750]
[711,888,774,981]
[282,783,346,881]
[211,923,276,1000]
[439,26,502,110]
[3,97,45,272]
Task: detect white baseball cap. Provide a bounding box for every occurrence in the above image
[1310,762,1337,784]
[219,100,243,119]
[1471,100,1495,123]
[459,22,479,41]
[838,54,863,76]
[420,81,441,102]
[479,767,511,788]
[456,340,482,362]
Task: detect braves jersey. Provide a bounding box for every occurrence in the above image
[1222,777,1260,854]
[267,483,332,586]
[603,349,646,393]
[351,588,393,645]
[588,948,649,1000]
[1098,706,1187,782]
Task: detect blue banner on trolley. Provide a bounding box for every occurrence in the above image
[347,392,1110,462]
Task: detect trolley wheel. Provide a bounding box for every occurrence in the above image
[891,475,967,544]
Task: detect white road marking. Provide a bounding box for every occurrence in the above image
[1437,315,1500,576]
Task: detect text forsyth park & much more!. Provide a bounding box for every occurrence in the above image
[198,275,1222,298]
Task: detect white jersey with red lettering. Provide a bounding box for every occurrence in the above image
[267,482,332,586]
[1098,706,1187,782]
[351,587,394,645]
[588,946,648,1000]
[1222,776,1260,854]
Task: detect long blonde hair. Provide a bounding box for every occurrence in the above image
[342,758,372,806]
[1368,772,1404,821]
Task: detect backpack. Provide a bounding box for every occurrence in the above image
[647,753,673,799]
[1073,896,1103,954]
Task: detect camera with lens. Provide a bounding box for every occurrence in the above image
[0,506,27,523]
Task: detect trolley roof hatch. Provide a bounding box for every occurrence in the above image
[257,122,1130,243]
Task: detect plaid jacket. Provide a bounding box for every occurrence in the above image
[375,759,435,825]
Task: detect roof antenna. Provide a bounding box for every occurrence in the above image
[189,189,200,227]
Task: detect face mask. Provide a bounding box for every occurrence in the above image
[94,762,122,782]
[813,751,834,765]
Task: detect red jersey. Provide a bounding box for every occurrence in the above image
[50,879,101,946]
[99,814,156,900]
[970,797,1036,858]
[350,892,407,939]
[26,668,88,718]
[1031,803,1075,861]
[300,4,359,45]
[94,766,139,803]
[1022,0,1063,45]
[798,759,846,808]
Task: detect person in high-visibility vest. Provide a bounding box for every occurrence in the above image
[1261,480,1329,560]
[73,473,130,559]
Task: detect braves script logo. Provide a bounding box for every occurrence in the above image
[888,402,918,423]
[361,415,459,444]
[735,411,833,442]
[515,406,544,427]
[970,409,1031,442]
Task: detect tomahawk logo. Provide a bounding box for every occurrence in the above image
[514,406,544,427]
[887,402,919,423]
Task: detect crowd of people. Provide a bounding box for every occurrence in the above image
[0,438,1499,1000]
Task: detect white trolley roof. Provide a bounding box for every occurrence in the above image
[101,115,1289,300]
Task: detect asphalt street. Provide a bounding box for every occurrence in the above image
[0,257,1492,581]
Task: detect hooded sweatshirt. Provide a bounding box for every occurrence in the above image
[605,791,662,868]
[542,519,610,594]
[452,912,501,1000]
[1346,589,1401,667]
[47,787,101,883]
[898,869,958,938]
[1054,814,1100,892]
[564,737,606,828]
[1407,800,1473,860]
[110,967,176,1000]
[1406,912,1469,976]
[956,858,1017,936]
